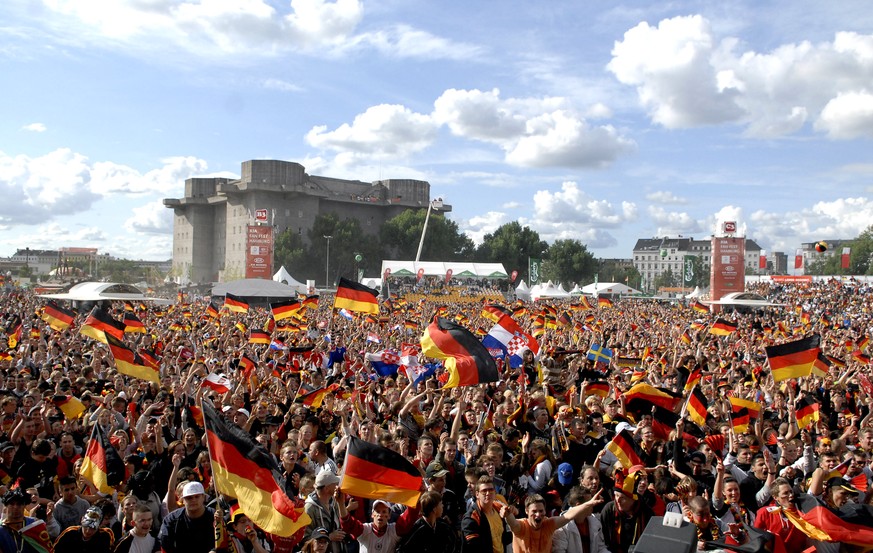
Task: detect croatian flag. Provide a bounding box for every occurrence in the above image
[270,339,287,351]
[481,314,539,368]
[339,308,354,320]
[365,350,401,376]
[201,373,232,394]
[404,362,439,385]
[367,333,381,344]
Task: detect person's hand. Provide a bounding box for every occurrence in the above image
[45,501,54,520]
[716,459,725,475]
[172,453,183,468]
[329,530,346,542]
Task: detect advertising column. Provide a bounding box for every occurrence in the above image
[710,225,745,312]
[246,225,274,279]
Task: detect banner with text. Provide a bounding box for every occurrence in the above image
[246,225,274,279]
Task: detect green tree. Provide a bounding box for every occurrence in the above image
[598,260,642,289]
[848,225,873,275]
[476,222,548,284]
[310,213,384,286]
[273,229,310,279]
[542,239,597,287]
[653,268,679,290]
[380,209,474,261]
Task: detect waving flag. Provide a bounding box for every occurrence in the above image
[765,334,821,382]
[42,301,75,331]
[202,372,233,394]
[606,429,644,469]
[481,314,539,368]
[271,299,301,321]
[365,350,401,377]
[224,293,249,313]
[420,317,498,388]
[334,278,379,315]
[107,335,160,384]
[341,436,422,508]
[587,344,613,364]
[80,308,125,344]
[80,422,126,494]
[123,312,147,334]
[204,400,310,537]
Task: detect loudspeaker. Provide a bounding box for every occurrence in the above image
[631,516,697,553]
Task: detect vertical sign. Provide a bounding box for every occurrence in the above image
[529,258,541,285]
[683,255,695,286]
[246,225,273,279]
[841,247,851,270]
[710,237,745,310]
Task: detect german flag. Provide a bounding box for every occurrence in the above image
[249,329,271,345]
[203,400,311,537]
[224,293,249,314]
[6,316,21,349]
[691,300,709,314]
[235,321,248,334]
[42,301,75,331]
[731,408,750,433]
[729,396,761,420]
[827,355,846,369]
[765,334,821,382]
[683,367,702,392]
[80,421,125,494]
[680,329,692,344]
[271,299,301,321]
[123,312,146,334]
[614,357,642,369]
[139,348,160,370]
[606,429,644,468]
[302,295,319,310]
[859,335,870,352]
[420,317,498,388]
[481,304,511,323]
[598,297,613,308]
[623,382,682,411]
[795,395,820,428]
[29,328,40,340]
[206,303,220,319]
[80,307,125,344]
[686,388,709,427]
[0,351,12,361]
[239,355,256,377]
[800,311,811,325]
[107,335,160,384]
[785,493,873,546]
[650,404,680,441]
[296,383,339,409]
[709,318,738,336]
[264,317,276,333]
[334,278,379,315]
[341,436,422,508]
[586,381,610,398]
[812,351,831,377]
[52,395,85,420]
[853,350,871,365]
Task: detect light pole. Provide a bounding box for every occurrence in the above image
[415,199,444,262]
[323,235,332,288]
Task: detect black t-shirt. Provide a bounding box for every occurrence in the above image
[158,506,216,553]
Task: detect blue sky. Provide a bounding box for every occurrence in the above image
[1,1,872,262]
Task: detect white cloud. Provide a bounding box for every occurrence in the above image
[305,104,439,163]
[646,206,703,235]
[124,200,173,235]
[460,211,509,245]
[645,190,687,204]
[608,16,873,138]
[748,197,873,252]
[501,201,522,209]
[22,123,46,132]
[350,25,485,60]
[262,78,302,92]
[0,149,208,227]
[815,91,873,139]
[524,181,638,247]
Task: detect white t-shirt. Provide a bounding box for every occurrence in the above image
[128,532,156,553]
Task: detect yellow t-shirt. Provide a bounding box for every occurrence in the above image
[484,507,504,553]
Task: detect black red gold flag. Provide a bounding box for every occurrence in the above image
[80,422,125,494]
[420,317,498,388]
[606,429,644,469]
[80,307,125,344]
[203,400,310,537]
[334,278,379,315]
[764,334,821,382]
[340,436,422,507]
[224,293,249,313]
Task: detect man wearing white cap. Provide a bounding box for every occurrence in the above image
[304,471,346,553]
[158,481,215,553]
[337,492,419,553]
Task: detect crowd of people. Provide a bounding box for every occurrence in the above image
[0,276,871,553]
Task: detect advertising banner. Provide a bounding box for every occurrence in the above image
[245,225,273,279]
[710,237,745,309]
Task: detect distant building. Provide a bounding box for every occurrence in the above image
[632,236,763,292]
[798,239,852,272]
[163,160,448,284]
[9,248,112,276]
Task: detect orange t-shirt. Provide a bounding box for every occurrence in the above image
[512,518,557,553]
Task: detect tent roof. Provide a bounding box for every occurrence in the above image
[381,260,509,279]
[579,282,641,295]
[272,266,308,294]
[212,279,299,298]
[39,281,172,304]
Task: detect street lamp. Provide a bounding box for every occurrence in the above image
[415,198,444,262]
[323,235,333,288]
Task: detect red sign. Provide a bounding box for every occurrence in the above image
[445,269,453,284]
[770,275,813,284]
[254,209,268,222]
[759,254,766,269]
[416,268,425,282]
[710,237,745,311]
[245,225,273,279]
[842,247,851,269]
[383,268,391,279]
[794,254,803,269]
[723,221,737,234]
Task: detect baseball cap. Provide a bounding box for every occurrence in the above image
[372,499,391,511]
[826,477,860,495]
[81,507,103,529]
[315,470,340,488]
[181,481,206,498]
[237,408,251,418]
[311,527,330,541]
[425,463,449,479]
[557,463,574,486]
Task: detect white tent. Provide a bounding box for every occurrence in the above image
[530,281,572,301]
[685,286,704,299]
[515,280,531,301]
[361,277,383,290]
[580,282,641,296]
[272,266,308,295]
[381,260,509,279]
[569,284,583,295]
